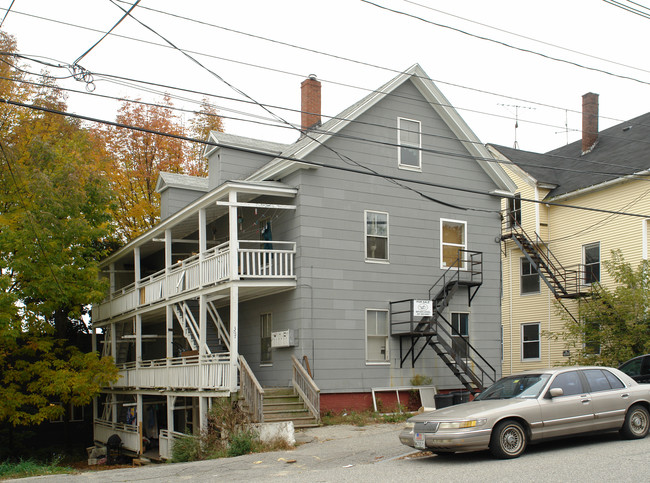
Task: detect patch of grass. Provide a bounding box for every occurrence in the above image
[0,457,74,479]
[321,409,413,427]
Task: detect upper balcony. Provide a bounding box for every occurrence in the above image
[93,180,298,324]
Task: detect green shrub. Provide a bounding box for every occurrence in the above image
[0,456,73,479]
[171,433,203,463]
[227,429,256,457]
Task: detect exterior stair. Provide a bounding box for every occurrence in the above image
[262,387,319,428]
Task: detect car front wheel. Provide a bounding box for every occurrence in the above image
[620,404,650,439]
[490,420,527,459]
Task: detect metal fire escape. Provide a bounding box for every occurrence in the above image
[390,250,497,394]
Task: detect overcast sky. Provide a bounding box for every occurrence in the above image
[1,0,649,154]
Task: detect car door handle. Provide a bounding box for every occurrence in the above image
[581,398,591,404]
[621,393,630,398]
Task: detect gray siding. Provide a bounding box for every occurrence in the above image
[237,80,502,393]
[160,187,206,220]
[207,148,273,189]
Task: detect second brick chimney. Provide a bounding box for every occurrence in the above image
[582,92,599,154]
[301,74,321,131]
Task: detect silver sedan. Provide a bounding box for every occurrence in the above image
[399,366,650,458]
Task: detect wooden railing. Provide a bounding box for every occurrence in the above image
[159,429,192,460]
[95,241,296,322]
[291,355,320,422]
[112,353,231,390]
[239,355,264,423]
[94,419,141,454]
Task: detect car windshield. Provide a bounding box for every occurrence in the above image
[474,374,551,400]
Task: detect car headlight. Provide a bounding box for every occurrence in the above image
[439,418,487,429]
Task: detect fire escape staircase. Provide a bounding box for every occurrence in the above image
[500,220,591,322]
[390,250,496,394]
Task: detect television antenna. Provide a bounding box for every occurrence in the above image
[498,103,536,149]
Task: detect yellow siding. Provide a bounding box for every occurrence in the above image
[500,168,650,375]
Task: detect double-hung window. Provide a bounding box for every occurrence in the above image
[520,258,540,294]
[398,118,421,170]
[451,312,470,359]
[441,219,467,269]
[506,194,522,228]
[366,309,389,363]
[365,211,388,262]
[521,322,540,360]
[583,242,600,284]
[260,313,272,365]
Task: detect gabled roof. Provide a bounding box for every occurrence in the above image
[489,111,650,199]
[243,64,516,193]
[204,132,291,159]
[155,172,209,194]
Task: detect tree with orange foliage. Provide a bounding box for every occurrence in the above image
[100,96,224,240]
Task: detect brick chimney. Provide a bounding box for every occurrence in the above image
[301,74,321,131]
[582,92,599,154]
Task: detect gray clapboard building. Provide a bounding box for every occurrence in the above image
[91,64,515,459]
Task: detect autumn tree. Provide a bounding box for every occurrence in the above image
[0,31,118,428]
[559,250,650,366]
[100,96,224,240]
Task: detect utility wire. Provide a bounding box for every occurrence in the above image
[0,0,15,28]
[1,94,649,220]
[361,0,650,87]
[73,0,141,65]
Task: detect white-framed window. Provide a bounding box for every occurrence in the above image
[366,309,389,364]
[506,193,522,228]
[70,404,85,422]
[520,258,540,294]
[583,242,600,284]
[365,210,389,262]
[451,312,470,359]
[260,313,272,365]
[397,117,421,170]
[521,323,541,361]
[440,218,467,269]
[48,402,64,423]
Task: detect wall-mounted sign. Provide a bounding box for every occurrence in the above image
[413,300,433,317]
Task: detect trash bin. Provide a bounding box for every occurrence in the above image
[434,393,454,409]
[451,390,470,405]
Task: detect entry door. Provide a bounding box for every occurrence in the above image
[451,312,469,359]
[538,370,594,439]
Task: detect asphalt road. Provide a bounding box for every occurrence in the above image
[14,423,650,482]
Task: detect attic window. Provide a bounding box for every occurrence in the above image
[398,118,421,170]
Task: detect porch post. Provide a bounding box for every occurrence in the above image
[136,394,143,454]
[165,229,173,272]
[166,305,174,359]
[109,263,116,294]
[135,315,142,366]
[228,191,239,281]
[167,395,176,434]
[229,285,239,392]
[111,394,117,424]
[199,295,207,357]
[91,325,97,354]
[134,246,141,285]
[110,322,117,361]
[199,208,207,254]
[198,396,208,431]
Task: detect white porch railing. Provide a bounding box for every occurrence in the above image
[111,353,231,390]
[94,419,141,454]
[159,429,191,460]
[95,241,296,322]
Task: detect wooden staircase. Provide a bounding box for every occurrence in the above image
[262,387,319,428]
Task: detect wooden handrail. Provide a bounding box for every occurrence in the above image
[291,355,320,422]
[239,355,264,422]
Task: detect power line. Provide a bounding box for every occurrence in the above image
[0,0,15,28]
[361,0,650,87]
[2,94,649,220]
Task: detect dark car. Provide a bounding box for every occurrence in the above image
[619,354,650,383]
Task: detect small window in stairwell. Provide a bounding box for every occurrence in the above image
[366,309,389,363]
[260,313,272,365]
[521,323,540,360]
[506,194,522,228]
[520,258,540,294]
[365,211,389,262]
[451,312,470,359]
[397,118,421,170]
[583,242,600,284]
[583,319,601,355]
[441,219,467,269]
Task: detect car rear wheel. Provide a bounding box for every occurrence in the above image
[620,404,650,439]
[490,420,527,459]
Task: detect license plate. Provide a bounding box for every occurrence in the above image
[414,432,426,449]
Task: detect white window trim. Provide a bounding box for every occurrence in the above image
[397,117,422,171]
[582,242,601,285]
[365,308,390,365]
[521,322,541,362]
[364,210,389,264]
[520,257,541,296]
[440,218,467,270]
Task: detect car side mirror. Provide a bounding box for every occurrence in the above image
[549,387,564,398]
